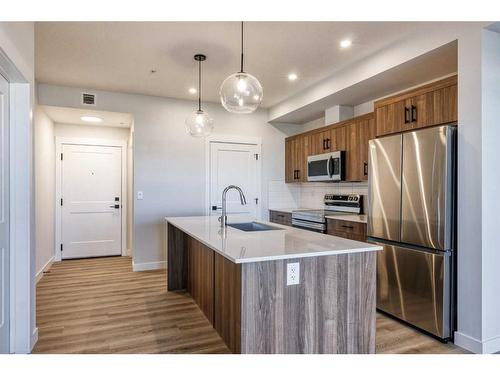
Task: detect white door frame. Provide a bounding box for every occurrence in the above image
[55,137,128,261]
[0,48,32,353]
[205,134,262,218]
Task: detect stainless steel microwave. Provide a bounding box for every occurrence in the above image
[307,151,345,182]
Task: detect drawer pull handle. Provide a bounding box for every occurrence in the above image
[341,225,354,229]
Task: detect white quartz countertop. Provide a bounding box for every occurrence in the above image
[165,215,381,264]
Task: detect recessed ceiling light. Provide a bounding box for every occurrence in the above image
[188,87,197,94]
[80,116,103,123]
[288,73,298,81]
[340,39,352,48]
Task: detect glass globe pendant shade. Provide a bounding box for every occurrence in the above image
[219,72,263,114]
[185,109,214,137]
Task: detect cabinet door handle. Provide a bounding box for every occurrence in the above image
[341,225,354,229]
[364,162,368,176]
[326,138,330,149]
[411,105,417,122]
[322,139,326,150]
[404,107,410,124]
[297,170,300,180]
[293,170,296,179]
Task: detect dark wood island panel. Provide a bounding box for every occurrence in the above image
[240,252,376,353]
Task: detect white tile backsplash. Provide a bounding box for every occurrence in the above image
[268,181,368,213]
[267,180,300,210]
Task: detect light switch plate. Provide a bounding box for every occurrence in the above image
[287,262,300,285]
[137,191,144,200]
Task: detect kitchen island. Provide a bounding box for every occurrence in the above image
[165,216,381,354]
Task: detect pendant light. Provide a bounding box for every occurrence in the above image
[186,54,214,137]
[219,22,263,114]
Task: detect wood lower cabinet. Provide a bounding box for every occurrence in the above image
[269,210,292,226]
[327,218,367,242]
[375,75,457,137]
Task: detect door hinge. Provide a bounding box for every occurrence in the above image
[60,243,63,252]
[254,153,259,160]
[61,153,63,161]
[254,198,259,204]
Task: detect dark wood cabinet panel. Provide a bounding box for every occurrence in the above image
[187,236,214,324]
[214,253,242,354]
[269,210,292,226]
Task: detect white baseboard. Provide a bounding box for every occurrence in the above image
[132,260,166,272]
[455,331,500,354]
[36,256,55,283]
[31,327,38,352]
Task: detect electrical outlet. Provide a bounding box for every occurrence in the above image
[137,191,143,200]
[287,262,300,286]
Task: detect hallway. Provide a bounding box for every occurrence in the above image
[33,257,466,354]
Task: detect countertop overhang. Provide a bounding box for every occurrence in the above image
[165,215,381,264]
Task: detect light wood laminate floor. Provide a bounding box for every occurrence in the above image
[33,256,467,354]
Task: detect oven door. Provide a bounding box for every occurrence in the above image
[292,219,326,233]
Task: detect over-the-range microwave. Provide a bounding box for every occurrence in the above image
[307,151,346,182]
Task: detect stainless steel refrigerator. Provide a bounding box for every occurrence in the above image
[368,125,456,340]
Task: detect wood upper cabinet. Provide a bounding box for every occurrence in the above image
[375,76,457,137]
[310,130,332,154]
[375,99,406,137]
[285,135,309,183]
[347,115,375,181]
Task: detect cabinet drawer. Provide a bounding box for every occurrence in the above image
[328,229,367,242]
[327,218,366,237]
[269,210,292,226]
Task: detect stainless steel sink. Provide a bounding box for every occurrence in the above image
[227,222,284,232]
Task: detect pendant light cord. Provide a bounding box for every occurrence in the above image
[198,58,202,111]
[240,21,244,73]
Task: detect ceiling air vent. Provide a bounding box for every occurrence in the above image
[81,92,96,106]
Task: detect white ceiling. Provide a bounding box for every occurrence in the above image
[41,105,133,128]
[35,22,451,108]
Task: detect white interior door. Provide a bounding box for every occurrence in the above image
[61,144,122,259]
[209,142,259,218]
[0,74,10,353]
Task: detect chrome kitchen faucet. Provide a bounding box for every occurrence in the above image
[219,185,247,227]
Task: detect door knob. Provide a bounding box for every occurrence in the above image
[109,204,120,209]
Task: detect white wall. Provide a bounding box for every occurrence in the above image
[480,28,500,352]
[37,84,302,270]
[0,21,36,352]
[34,108,55,280]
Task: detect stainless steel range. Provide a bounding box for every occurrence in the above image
[292,194,363,233]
